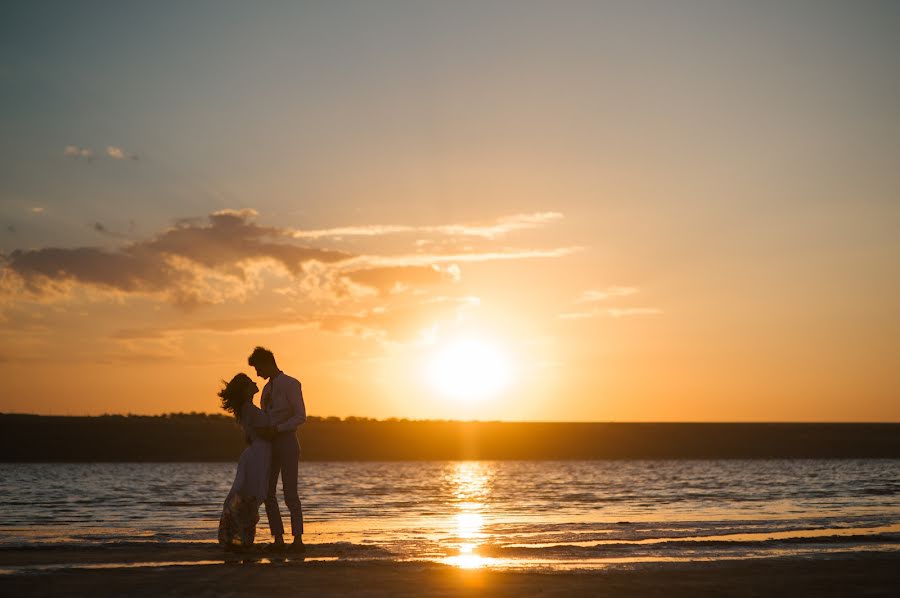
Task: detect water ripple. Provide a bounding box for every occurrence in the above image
[1,460,898,564]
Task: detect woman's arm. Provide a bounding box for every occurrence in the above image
[248,403,274,438]
[248,403,270,428]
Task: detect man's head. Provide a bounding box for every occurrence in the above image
[248,346,279,379]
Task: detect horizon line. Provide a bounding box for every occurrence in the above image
[1,412,897,425]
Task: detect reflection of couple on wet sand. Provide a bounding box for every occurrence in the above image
[217,346,306,553]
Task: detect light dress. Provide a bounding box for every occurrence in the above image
[218,402,271,549]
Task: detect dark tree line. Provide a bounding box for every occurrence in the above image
[1,413,897,461]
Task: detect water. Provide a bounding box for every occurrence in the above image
[1,460,898,569]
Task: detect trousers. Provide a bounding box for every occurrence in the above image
[264,431,303,537]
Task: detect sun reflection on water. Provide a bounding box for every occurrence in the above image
[442,462,494,569]
[455,512,484,538]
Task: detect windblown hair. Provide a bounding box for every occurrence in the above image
[218,373,254,420]
[248,346,277,369]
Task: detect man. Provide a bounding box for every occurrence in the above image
[248,346,306,552]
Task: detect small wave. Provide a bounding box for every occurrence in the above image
[0,540,395,559]
[860,488,898,496]
[485,532,900,559]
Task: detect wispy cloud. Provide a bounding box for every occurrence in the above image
[64,144,138,162]
[342,265,460,295]
[577,286,638,303]
[424,212,563,239]
[606,308,662,318]
[106,145,138,160]
[64,145,94,161]
[112,294,480,346]
[560,286,661,320]
[347,246,582,269]
[315,296,479,343]
[291,212,564,240]
[113,315,317,340]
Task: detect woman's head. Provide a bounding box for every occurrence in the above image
[218,373,259,419]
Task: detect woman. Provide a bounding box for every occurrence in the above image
[217,373,271,551]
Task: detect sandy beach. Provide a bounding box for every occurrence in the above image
[1,544,897,597]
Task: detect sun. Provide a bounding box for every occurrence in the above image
[425,338,513,401]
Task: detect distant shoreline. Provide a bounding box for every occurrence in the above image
[2,414,898,462]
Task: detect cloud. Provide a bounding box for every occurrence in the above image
[8,246,173,293]
[113,315,317,340]
[606,308,662,318]
[559,307,661,319]
[106,145,138,160]
[346,246,582,269]
[577,286,637,303]
[64,145,94,161]
[2,209,575,310]
[113,295,480,345]
[142,209,348,277]
[93,222,128,239]
[31,207,45,214]
[293,224,413,239]
[291,212,564,240]
[3,209,350,307]
[64,144,138,162]
[430,212,564,238]
[316,296,479,343]
[280,246,577,301]
[560,286,661,319]
[342,265,458,295]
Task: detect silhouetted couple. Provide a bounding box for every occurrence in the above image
[217,346,306,553]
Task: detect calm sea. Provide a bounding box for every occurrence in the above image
[1,460,898,569]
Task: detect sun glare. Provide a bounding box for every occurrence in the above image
[426,338,513,401]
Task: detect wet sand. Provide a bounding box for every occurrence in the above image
[1,544,898,597]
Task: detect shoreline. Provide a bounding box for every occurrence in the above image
[0,545,898,597]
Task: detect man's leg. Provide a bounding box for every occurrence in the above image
[264,447,285,543]
[279,433,303,540]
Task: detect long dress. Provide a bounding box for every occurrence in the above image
[218,402,271,549]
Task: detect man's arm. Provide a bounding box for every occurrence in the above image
[275,379,306,432]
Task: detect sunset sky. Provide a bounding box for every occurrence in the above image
[1,1,898,421]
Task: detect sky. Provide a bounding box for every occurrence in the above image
[1,1,899,421]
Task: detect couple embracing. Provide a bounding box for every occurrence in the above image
[217,346,306,553]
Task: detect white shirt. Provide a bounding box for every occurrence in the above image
[261,372,306,433]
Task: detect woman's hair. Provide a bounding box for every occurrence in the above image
[218,373,254,420]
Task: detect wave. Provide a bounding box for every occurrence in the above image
[0,540,395,559]
[480,532,900,559]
